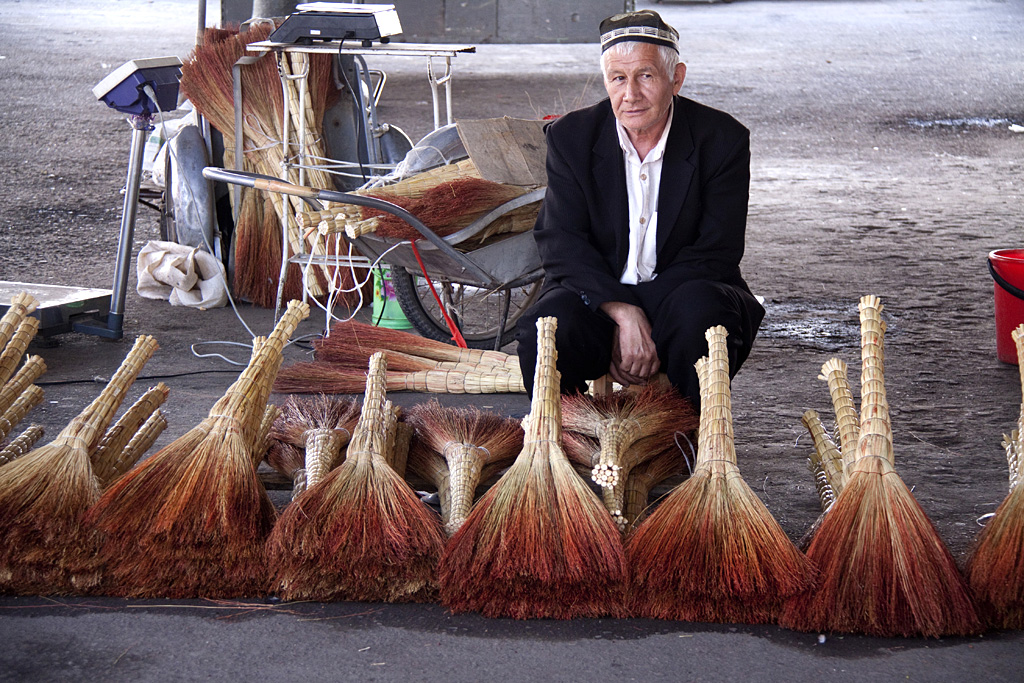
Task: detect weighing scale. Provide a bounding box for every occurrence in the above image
[268,3,402,46]
[0,56,183,340]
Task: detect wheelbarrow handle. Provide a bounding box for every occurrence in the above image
[202,167,496,285]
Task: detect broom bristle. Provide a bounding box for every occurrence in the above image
[266,352,445,602]
[966,483,1024,629]
[438,316,628,619]
[627,326,815,623]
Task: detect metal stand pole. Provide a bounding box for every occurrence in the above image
[75,113,150,339]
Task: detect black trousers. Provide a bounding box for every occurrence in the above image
[514,279,765,407]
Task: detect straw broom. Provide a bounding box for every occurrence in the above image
[274,360,524,394]
[0,356,46,417]
[0,424,44,467]
[965,323,1024,629]
[0,316,40,388]
[438,316,628,619]
[84,300,310,598]
[268,394,360,490]
[315,319,520,371]
[266,352,445,602]
[0,384,44,444]
[0,335,158,595]
[562,386,697,531]
[405,400,523,536]
[779,295,980,636]
[0,292,38,369]
[626,326,816,623]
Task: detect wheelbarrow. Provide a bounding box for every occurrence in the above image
[202,167,545,351]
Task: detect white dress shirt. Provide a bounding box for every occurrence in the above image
[615,103,673,285]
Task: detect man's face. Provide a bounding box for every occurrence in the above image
[602,43,686,139]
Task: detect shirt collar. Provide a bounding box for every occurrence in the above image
[614,100,674,163]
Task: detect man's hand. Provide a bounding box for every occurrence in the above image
[600,301,660,386]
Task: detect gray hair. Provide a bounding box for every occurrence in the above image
[600,41,679,79]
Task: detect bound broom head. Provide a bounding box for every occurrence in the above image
[438,316,628,619]
[626,325,816,623]
[84,301,310,598]
[274,359,524,395]
[0,355,47,418]
[405,400,523,536]
[965,323,1024,629]
[819,357,859,465]
[0,315,40,387]
[779,296,981,637]
[0,335,158,595]
[266,351,445,602]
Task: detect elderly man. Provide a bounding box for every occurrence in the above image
[515,9,764,407]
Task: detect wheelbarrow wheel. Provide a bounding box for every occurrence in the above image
[391,270,542,351]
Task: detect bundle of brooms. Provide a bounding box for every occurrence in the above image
[779,295,980,637]
[626,325,816,623]
[83,300,310,598]
[266,352,445,602]
[438,316,628,619]
[0,335,158,595]
[180,25,344,308]
[405,400,523,536]
[562,385,697,531]
[965,323,1024,629]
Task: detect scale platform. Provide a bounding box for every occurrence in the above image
[0,281,112,339]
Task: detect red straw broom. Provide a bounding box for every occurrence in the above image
[438,316,628,619]
[626,325,816,623]
[965,323,1024,629]
[779,295,980,637]
[266,352,445,602]
[83,300,310,598]
[315,319,520,371]
[268,393,361,491]
[405,400,523,536]
[0,335,158,595]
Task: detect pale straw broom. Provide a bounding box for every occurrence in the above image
[90,383,169,487]
[0,424,44,467]
[0,356,46,417]
[274,360,524,394]
[779,295,980,637]
[0,384,44,444]
[0,335,158,595]
[405,400,523,536]
[105,410,168,484]
[0,316,40,387]
[438,316,628,619]
[626,326,816,623]
[83,300,309,598]
[266,352,445,602]
[965,323,1024,629]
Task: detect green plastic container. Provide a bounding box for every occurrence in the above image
[371,266,412,330]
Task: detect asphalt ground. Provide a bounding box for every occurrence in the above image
[1,1,1023,680]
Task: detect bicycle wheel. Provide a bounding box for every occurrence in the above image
[391,269,543,351]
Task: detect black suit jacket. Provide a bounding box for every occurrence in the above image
[533,95,754,311]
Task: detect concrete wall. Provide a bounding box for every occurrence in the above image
[394,0,628,43]
[214,0,629,43]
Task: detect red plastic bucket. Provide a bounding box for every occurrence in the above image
[988,249,1024,364]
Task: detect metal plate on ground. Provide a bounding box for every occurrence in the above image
[0,281,112,337]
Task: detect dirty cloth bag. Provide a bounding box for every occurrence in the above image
[136,240,227,309]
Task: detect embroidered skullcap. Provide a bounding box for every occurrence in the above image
[599,10,679,53]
